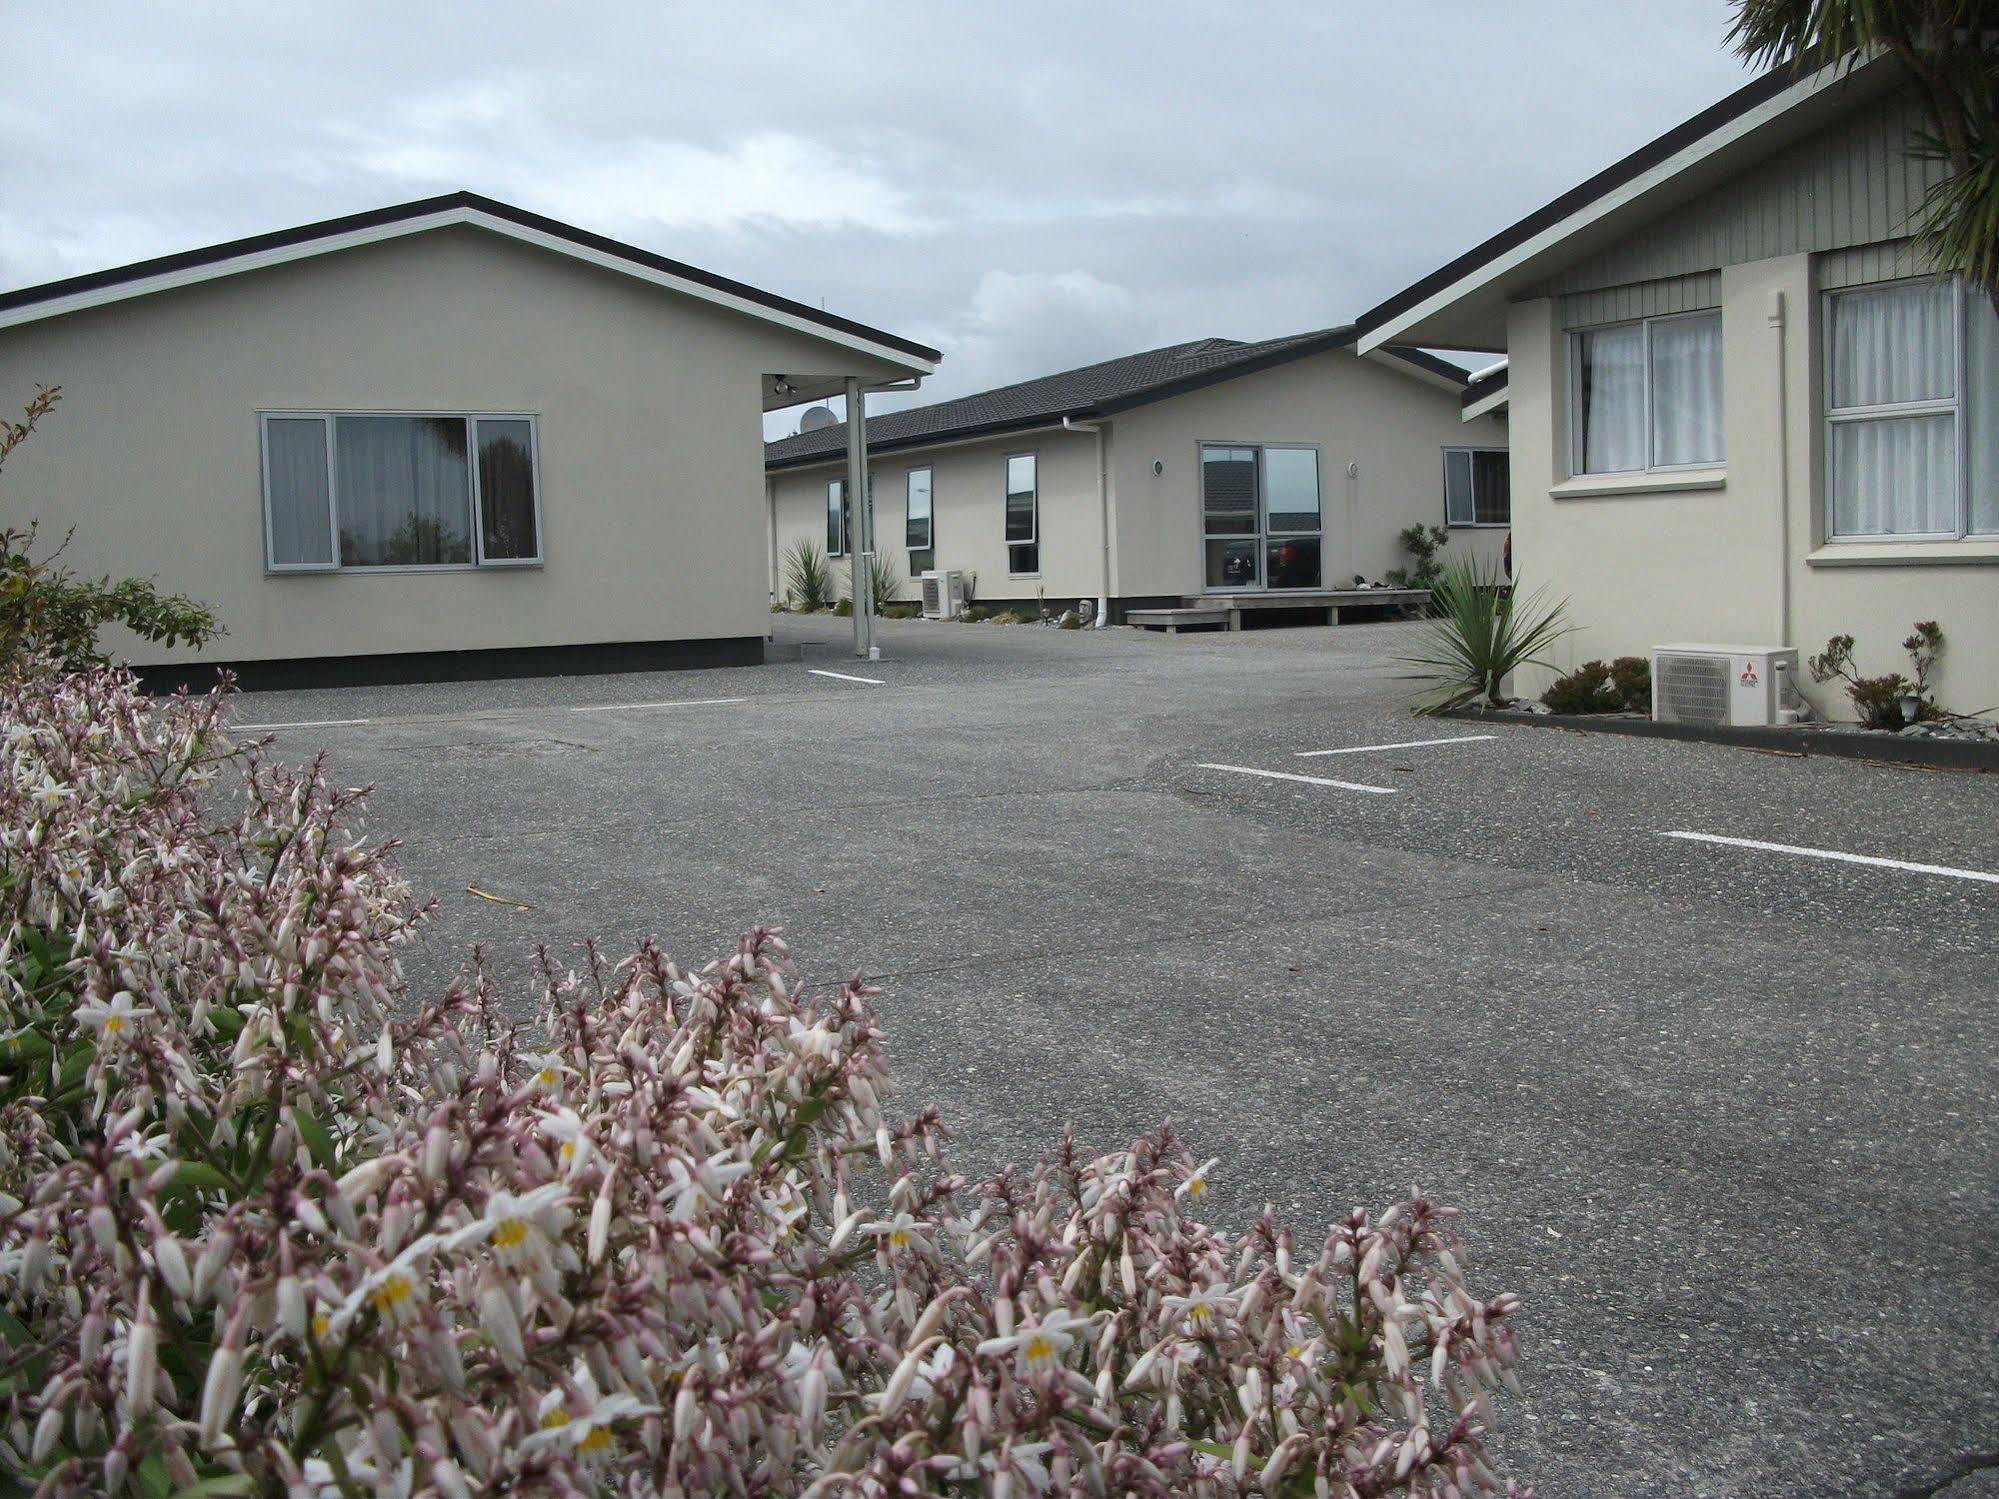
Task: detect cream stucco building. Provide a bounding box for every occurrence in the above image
[1356,56,1997,720]
[0,193,937,686]
[765,329,1508,621]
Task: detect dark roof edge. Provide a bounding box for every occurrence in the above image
[1461,367,1508,411]
[0,190,942,362]
[765,329,1470,470]
[766,410,1083,471]
[1352,64,1809,338]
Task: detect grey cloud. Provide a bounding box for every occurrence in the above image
[7,1,1756,425]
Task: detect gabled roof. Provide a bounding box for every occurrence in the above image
[764,327,1466,469]
[1353,51,1901,353]
[0,191,941,376]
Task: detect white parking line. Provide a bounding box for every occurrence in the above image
[808,668,885,686]
[1660,830,1999,886]
[235,718,371,732]
[1195,763,1397,795]
[1296,734,1496,758]
[570,697,747,714]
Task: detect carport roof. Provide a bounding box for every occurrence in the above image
[764,327,1467,469]
[0,191,941,373]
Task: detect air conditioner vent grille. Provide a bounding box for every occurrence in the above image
[1655,653,1731,725]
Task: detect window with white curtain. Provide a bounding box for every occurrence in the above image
[1825,276,1997,541]
[1444,448,1511,526]
[261,413,541,571]
[1570,311,1724,475]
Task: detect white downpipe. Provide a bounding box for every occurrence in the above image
[1063,415,1111,626]
[1768,290,1792,650]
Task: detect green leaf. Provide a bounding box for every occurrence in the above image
[158,1161,234,1198]
[1191,1439,1234,1460]
[294,1105,337,1173]
[170,1474,257,1496]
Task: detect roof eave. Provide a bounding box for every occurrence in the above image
[0,192,940,372]
[1353,52,1898,354]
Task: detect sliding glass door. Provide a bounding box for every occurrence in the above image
[1201,444,1322,590]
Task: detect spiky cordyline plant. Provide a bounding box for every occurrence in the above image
[1400,554,1575,714]
[866,551,903,615]
[783,536,833,612]
[1727,0,1999,315]
[0,658,1531,1497]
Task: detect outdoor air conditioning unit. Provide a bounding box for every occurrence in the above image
[920,569,967,620]
[1651,644,1801,727]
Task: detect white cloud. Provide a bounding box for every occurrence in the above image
[928,269,1159,399]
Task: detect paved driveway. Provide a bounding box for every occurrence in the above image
[233,613,1999,1497]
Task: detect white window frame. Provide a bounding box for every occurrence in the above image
[905,465,934,552]
[1566,309,1724,478]
[1442,446,1510,528]
[1822,275,1983,544]
[827,477,848,558]
[1004,450,1039,577]
[259,410,544,574]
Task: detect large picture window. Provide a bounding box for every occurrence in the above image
[1570,310,1723,475]
[1444,448,1510,526]
[1005,453,1038,575]
[1825,276,1997,541]
[905,465,934,573]
[262,412,541,571]
[1200,443,1322,590]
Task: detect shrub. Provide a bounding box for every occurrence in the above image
[1,387,219,669]
[1384,524,1449,590]
[866,553,903,615]
[1608,656,1651,712]
[1541,656,1650,716]
[832,597,852,617]
[0,661,1529,1496]
[783,538,833,613]
[990,610,1029,625]
[1401,554,1574,714]
[1540,661,1620,715]
[880,602,920,621]
[1808,622,1947,728]
[959,604,991,623]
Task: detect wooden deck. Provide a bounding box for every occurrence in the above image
[1131,588,1429,632]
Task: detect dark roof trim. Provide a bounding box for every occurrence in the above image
[0,191,941,363]
[1353,64,1808,341]
[1461,366,1508,414]
[764,331,1466,471]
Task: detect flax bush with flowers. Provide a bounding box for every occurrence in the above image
[0,655,1529,1497]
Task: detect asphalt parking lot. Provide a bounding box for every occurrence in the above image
[234,612,1999,1497]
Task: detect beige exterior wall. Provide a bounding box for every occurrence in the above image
[769,425,1104,605]
[1509,250,1999,719]
[0,225,913,666]
[1106,348,1506,598]
[768,347,1506,608]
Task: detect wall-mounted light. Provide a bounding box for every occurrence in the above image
[1346,461,1359,479]
[1152,459,1165,476]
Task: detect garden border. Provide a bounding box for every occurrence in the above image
[1440,706,1999,772]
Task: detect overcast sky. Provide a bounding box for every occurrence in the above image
[6,3,1756,432]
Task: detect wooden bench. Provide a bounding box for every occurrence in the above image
[1126,605,1230,633]
[1178,589,1432,630]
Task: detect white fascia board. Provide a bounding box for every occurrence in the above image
[1461,386,1509,422]
[1353,59,1860,355]
[0,206,938,375]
